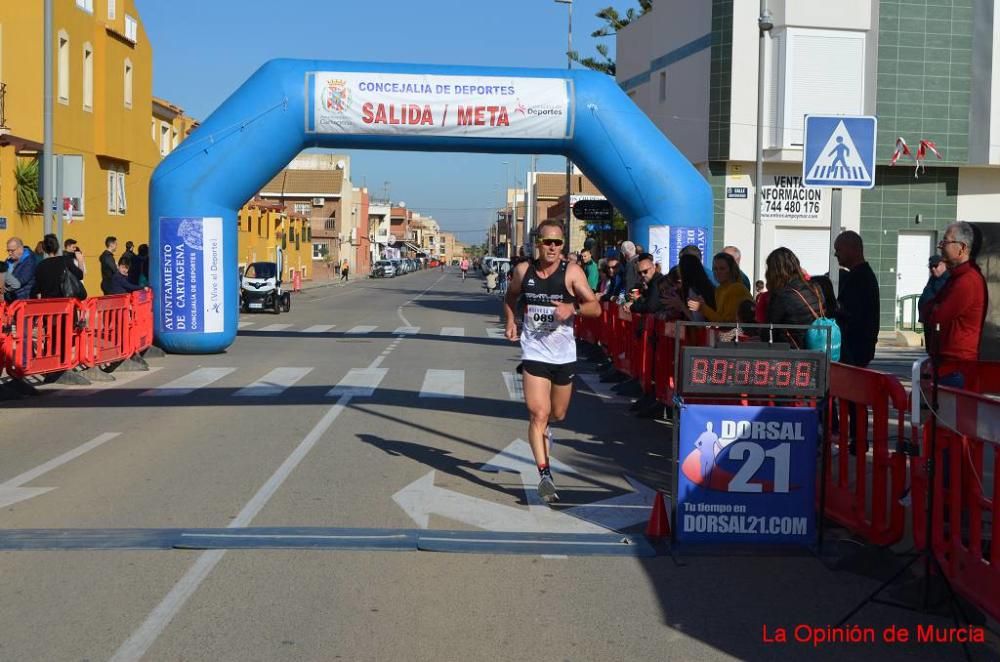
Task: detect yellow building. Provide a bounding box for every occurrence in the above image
[0,0,157,293]
[237,199,312,283]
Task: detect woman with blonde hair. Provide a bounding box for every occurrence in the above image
[687,251,752,323]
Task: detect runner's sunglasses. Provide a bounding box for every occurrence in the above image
[538,238,564,247]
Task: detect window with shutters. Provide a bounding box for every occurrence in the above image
[107,0,116,20]
[58,32,69,104]
[124,14,138,43]
[768,28,865,148]
[106,165,126,214]
[82,44,93,111]
[325,219,336,231]
[293,202,310,215]
[123,58,133,109]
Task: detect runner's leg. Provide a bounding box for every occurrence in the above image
[522,371,553,468]
[546,381,573,451]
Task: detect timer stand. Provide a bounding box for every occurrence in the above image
[668,321,833,555]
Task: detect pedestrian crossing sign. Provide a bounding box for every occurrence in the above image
[802,115,877,189]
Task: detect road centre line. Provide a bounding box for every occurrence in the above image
[112,272,448,662]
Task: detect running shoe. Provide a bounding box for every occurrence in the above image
[537,475,559,503]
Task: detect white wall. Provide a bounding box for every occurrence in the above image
[958,167,1000,221]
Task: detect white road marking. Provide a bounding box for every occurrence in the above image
[440,327,465,336]
[37,367,164,397]
[346,325,377,335]
[256,323,292,332]
[237,321,254,329]
[234,368,313,397]
[140,368,236,397]
[419,369,464,399]
[327,368,388,397]
[110,396,351,662]
[0,433,121,508]
[486,328,506,340]
[502,371,523,401]
[393,326,420,335]
[299,324,335,333]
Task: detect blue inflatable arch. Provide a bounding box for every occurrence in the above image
[150,59,712,353]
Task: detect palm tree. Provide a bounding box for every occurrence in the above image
[569,1,654,77]
[14,156,42,216]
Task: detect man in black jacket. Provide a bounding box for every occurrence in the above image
[99,235,118,295]
[833,231,880,367]
[625,253,666,315]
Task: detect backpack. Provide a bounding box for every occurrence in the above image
[791,286,841,361]
[60,267,87,300]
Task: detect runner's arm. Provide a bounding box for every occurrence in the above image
[566,263,601,318]
[503,262,529,339]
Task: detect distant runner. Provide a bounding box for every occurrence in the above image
[504,220,600,502]
[460,257,470,280]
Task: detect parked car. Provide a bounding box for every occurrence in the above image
[373,260,396,278]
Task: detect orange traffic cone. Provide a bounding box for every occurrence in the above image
[645,491,671,539]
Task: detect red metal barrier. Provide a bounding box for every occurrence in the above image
[131,289,154,353]
[3,298,80,378]
[81,294,133,368]
[0,301,9,376]
[653,319,679,404]
[910,385,1000,622]
[824,363,909,546]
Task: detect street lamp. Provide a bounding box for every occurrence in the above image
[555,0,573,242]
[752,0,773,283]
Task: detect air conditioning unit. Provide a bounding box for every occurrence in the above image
[311,197,325,207]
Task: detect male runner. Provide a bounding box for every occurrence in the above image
[504,220,601,502]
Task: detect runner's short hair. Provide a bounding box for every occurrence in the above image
[535,220,564,237]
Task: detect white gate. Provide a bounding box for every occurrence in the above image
[895,232,933,326]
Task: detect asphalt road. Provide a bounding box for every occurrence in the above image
[0,268,995,661]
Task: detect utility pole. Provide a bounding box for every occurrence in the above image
[43,0,54,236]
[752,0,773,282]
[555,0,573,244]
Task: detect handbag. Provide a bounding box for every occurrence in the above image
[790,286,841,361]
[60,267,87,300]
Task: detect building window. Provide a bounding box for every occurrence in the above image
[312,243,327,260]
[172,127,178,149]
[124,14,138,43]
[159,121,171,156]
[82,43,93,111]
[106,166,126,214]
[658,71,666,102]
[76,0,94,12]
[293,202,310,215]
[123,58,133,108]
[107,0,116,20]
[58,31,69,104]
[324,219,336,231]
[151,118,156,142]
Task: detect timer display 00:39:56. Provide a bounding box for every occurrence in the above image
[688,358,816,389]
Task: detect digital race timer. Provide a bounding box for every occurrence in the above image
[680,346,828,397]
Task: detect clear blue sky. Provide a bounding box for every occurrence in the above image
[134,0,636,243]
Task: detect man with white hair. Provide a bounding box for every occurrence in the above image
[723,245,752,290]
[619,240,639,294]
[920,221,987,387]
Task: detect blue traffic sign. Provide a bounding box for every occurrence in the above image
[803,115,877,189]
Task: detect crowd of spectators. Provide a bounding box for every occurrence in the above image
[3,234,149,303]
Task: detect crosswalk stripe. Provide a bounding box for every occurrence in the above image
[346,325,377,335]
[234,368,313,397]
[393,326,420,335]
[257,323,292,332]
[238,321,254,329]
[486,328,506,340]
[420,369,465,398]
[327,368,387,397]
[502,371,523,401]
[440,327,465,336]
[140,368,236,397]
[299,324,335,333]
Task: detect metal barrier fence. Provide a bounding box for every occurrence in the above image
[896,294,921,333]
[0,291,154,380]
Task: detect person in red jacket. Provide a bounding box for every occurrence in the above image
[920,221,987,388]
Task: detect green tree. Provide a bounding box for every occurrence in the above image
[569,1,653,77]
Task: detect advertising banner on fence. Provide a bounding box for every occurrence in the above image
[159,217,224,334]
[677,404,817,545]
[309,72,571,139]
[648,225,710,270]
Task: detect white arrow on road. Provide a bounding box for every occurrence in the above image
[0,432,120,509]
[392,439,655,534]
